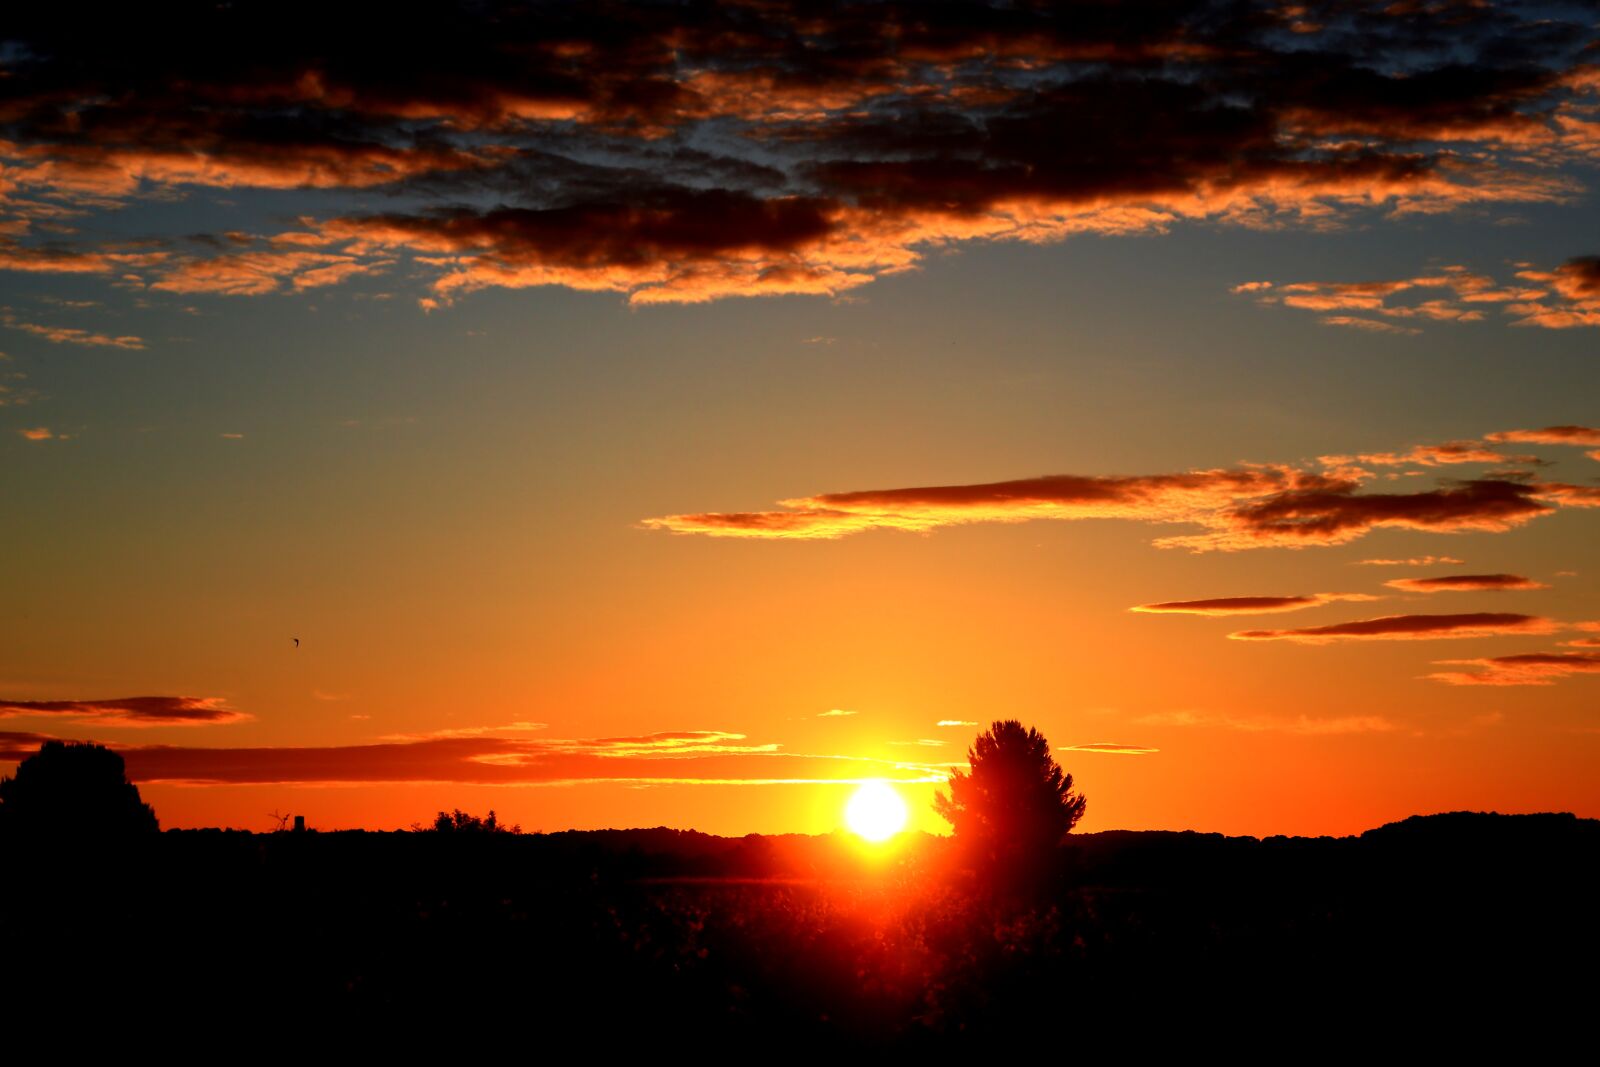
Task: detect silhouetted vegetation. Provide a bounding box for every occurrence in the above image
[0,740,158,836]
[3,810,1595,1051]
[935,720,1085,885]
[415,808,521,833]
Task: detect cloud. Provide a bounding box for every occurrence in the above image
[1486,425,1600,447]
[1135,711,1395,734]
[1384,573,1548,592]
[888,738,947,747]
[3,316,144,349]
[1428,652,1600,686]
[1060,743,1159,755]
[18,427,54,441]
[1229,612,1555,642]
[0,695,249,727]
[644,439,1578,551]
[1132,593,1378,615]
[0,727,949,786]
[150,251,386,296]
[1356,556,1465,566]
[1319,441,1524,468]
[1320,316,1421,335]
[1237,260,1600,332]
[935,720,978,728]
[1504,257,1600,328]
[2,4,1597,305]
[818,709,857,718]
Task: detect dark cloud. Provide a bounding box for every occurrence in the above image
[1229,612,1554,642]
[0,696,249,727]
[1132,593,1377,615]
[645,456,1571,551]
[0,727,948,786]
[1,2,1596,304]
[1384,573,1548,592]
[1429,651,1600,686]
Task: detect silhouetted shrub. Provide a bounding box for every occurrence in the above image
[0,740,159,836]
[415,808,521,833]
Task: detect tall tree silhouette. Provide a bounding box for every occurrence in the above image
[0,740,159,835]
[934,720,1085,874]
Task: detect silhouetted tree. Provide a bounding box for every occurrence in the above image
[934,720,1085,877]
[0,740,159,836]
[416,808,521,833]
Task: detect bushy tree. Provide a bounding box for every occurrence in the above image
[0,740,159,836]
[934,720,1085,873]
[417,808,520,833]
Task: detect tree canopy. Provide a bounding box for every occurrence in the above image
[0,740,159,836]
[934,720,1085,872]
[417,808,521,833]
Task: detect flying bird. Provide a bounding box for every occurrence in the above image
[293,637,299,648]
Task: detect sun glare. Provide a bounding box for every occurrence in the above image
[845,781,908,842]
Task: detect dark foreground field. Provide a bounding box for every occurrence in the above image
[4,812,1596,1050]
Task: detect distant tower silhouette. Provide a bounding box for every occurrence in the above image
[293,815,306,832]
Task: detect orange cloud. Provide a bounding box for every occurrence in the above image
[1428,652,1600,686]
[18,427,53,441]
[1319,316,1421,335]
[1132,593,1378,615]
[1384,573,1548,592]
[3,317,144,349]
[1319,441,1521,468]
[0,695,250,728]
[0,728,947,786]
[645,445,1575,552]
[151,251,383,296]
[1238,260,1600,332]
[1486,425,1600,447]
[1229,612,1555,642]
[1135,710,1395,734]
[1356,556,1465,566]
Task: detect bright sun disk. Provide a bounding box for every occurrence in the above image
[845,780,908,842]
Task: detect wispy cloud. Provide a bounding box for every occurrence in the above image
[1428,652,1600,686]
[1061,743,1160,755]
[818,709,857,718]
[3,317,144,349]
[0,727,949,786]
[935,720,978,727]
[1229,612,1556,643]
[644,430,1586,551]
[1235,259,1600,332]
[1136,711,1395,735]
[1355,556,1465,566]
[1132,593,1378,616]
[1384,573,1548,592]
[1486,425,1600,447]
[0,695,249,728]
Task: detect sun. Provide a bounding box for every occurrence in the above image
[845,780,908,842]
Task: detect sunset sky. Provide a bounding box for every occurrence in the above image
[2,1,1597,837]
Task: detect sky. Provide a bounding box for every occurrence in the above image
[2,0,1598,837]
